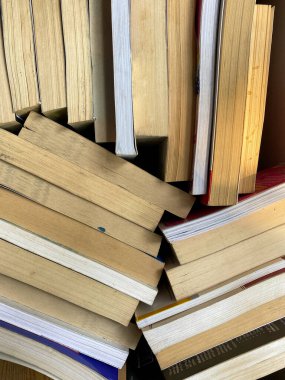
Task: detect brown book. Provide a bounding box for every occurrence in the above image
[0,188,163,304]
[163,0,196,182]
[0,21,19,129]
[0,129,163,230]
[22,112,195,218]
[31,0,67,120]
[61,0,93,128]
[1,0,40,115]
[206,0,255,205]
[0,161,161,257]
[156,296,285,369]
[239,5,275,193]
[0,239,138,326]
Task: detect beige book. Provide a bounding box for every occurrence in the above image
[32,0,67,120]
[166,223,285,299]
[207,0,255,205]
[0,274,140,350]
[89,0,115,142]
[0,328,105,380]
[1,0,40,115]
[239,5,275,193]
[0,239,138,326]
[163,0,196,182]
[61,0,93,128]
[172,198,285,264]
[0,188,163,304]
[0,22,19,129]
[156,296,285,369]
[0,161,161,256]
[22,112,195,218]
[0,129,163,230]
[131,0,168,139]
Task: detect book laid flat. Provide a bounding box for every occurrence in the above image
[61,0,93,128]
[156,296,285,369]
[0,188,163,304]
[31,0,67,120]
[0,275,141,368]
[0,21,19,129]
[22,112,195,218]
[0,161,161,257]
[111,0,136,157]
[0,322,116,380]
[89,0,116,143]
[239,5,275,193]
[0,129,163,230]
[166,223,285,300]
[1,0,40,115]
[136,258,285,328]
[191,0,221,194]
[163,0,196,182]
[143,272,285,355]
[161,166,285,264]
[0,359,51,380]
[0,239,138,326]
[206,0,255,205]
[162,318,285,380]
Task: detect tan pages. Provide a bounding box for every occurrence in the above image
[89,0,116,142]
[32,0,67,120]
[239,5,275,193]
[61,0,93,128]
[1,0,40,115]
[164,0,196,182]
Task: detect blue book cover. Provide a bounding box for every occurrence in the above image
[0,320,118,380]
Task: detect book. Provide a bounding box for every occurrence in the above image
[162,318,285,379]
[0,129,163,230]
[136,257,285,328]
[61,0,93,128]
[191,0,221,194]
[0,20,19,129]
[0,239,138,326]
[163,0,196,182]
[166,223,285,300]
[89,0,116,142]
[239,5,275,193]
[0,188,163,304]
[0,321,118,380]
[0,275,141,368]
[143,272,285,358]
[161,166,285,264]
[0,359,51,380]
[0,161,161,257]
[205,0,255,205]
[31,0,67,120]
[1,0,40,115]
[155,296,285,369]
[111,0,136,157]
[22,112,195,219]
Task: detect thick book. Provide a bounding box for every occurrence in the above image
[0,188,163,304]
[0,239,138,326]
[22,112,195,219]
[0,321,118,380]
[0,20,19,129]
[163,318,285,379]
[163,0,196,182]
[205,0,255,205]
[1,0,40,115]
[143,272,285,359]
[239,5,275,193]
[61,0,93,128]
[31,0,67,120]
[161,166,285,264]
